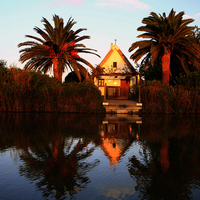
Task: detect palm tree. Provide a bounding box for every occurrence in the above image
[18,15,99,82]
[129,9,200,84]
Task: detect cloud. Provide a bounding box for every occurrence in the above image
[44,0,84,7]
[194,13,200,19]
[95,0,151,10]
[101,182,136,199]
[183,13,200,20]
[183,14,192,19]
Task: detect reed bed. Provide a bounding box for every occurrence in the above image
[0,67,104,113]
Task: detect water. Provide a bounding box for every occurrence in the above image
[0,113,200,200]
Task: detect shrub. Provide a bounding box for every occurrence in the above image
[141,79,200,114]
[128,85,139,101]
[63,80,104,113]
[141,80,177,113]
[176,71,200,90]
[0,68,105,113]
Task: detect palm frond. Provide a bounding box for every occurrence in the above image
[70,61,81,81]
[41,17,54,39]
[33,27,52,42]
[73,35,90,43]
[23,35,44,44]
[75,57,95,71]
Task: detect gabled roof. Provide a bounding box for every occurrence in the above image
[99,44,137,74]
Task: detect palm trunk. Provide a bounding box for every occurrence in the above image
[160,139,170,171]
[52,58,62,82]
[161,51,171,85]
[52,140,60,161]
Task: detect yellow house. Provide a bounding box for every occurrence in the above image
[94,43,138,99]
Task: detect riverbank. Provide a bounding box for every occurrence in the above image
[2,67,200,114]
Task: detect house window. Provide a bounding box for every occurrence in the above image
[98,79,104,87]
[113,62,117,68]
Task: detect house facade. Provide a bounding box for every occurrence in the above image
[94,43,138,99]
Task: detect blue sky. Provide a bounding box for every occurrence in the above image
[0,0,200,70]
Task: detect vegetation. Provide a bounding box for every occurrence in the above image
[176,70,200,89]
[135,18,200,114]
[0,59,7,68]
[129,9,200,85]
[190,25,200,44]
[64,71,86,83]
[91,65,105,79]
[18,15,99,82]
[141,79,200,114]
[0,67,104,113]
[138,59,162,82]
[2,10,200,114]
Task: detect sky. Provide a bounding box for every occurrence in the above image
[1,0,200,72]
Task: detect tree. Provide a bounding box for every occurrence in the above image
[0,59,7,76]
[190,26,200,44]
[64,71,85,83]
[18,15,99,82]
[129,9,200,85]
[140,59,162,81]
[91,64,104,79]
[0,59,7,68]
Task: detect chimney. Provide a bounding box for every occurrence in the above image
[110,43,113,49]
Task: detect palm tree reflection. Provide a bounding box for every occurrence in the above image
[19,137,99,199]
[0,113,102,199]
[127,115,200,200]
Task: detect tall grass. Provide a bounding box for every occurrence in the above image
[142,79,200,114]
[0,67,105,113]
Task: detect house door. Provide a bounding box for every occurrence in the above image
[106,80,130,99]
[120,80,130,99]
[121,80,130,87]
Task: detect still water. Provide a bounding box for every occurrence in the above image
[0,113,200,200]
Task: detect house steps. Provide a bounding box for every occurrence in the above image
[103,113,142,124]
[103,100,142,114]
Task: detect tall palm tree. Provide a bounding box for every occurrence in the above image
[18,15,99,82]
[129,9,200,84]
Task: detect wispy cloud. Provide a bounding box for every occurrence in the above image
[183,14,192,19]
[44,0,84,8]
[95,0,151,10]
[194,13,200,19]
[183,13,200,20]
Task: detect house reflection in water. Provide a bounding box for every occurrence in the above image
[99,114,141,166]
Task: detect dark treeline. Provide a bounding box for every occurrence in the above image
[0,67,104,113]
